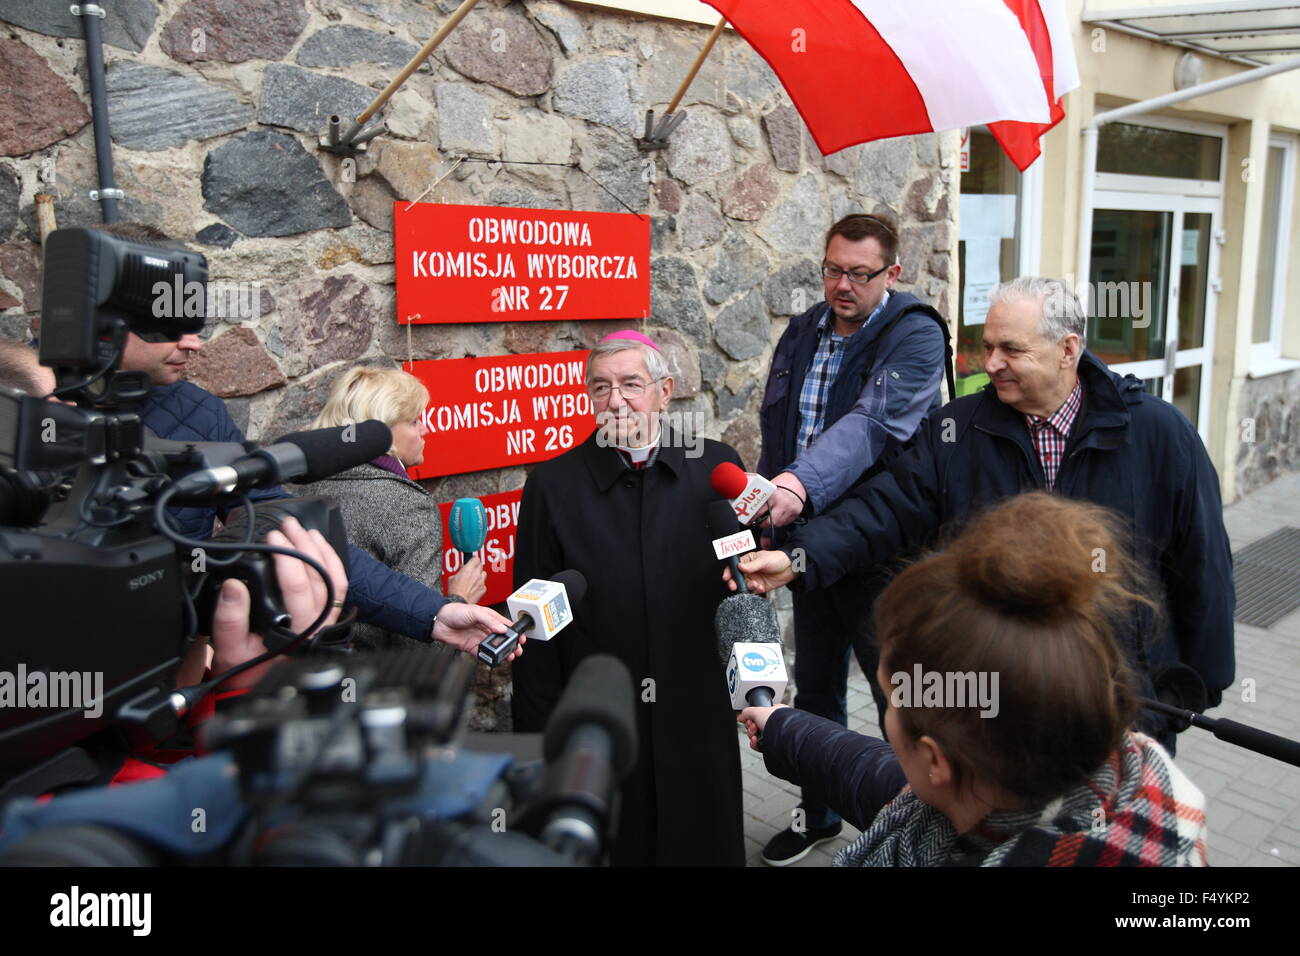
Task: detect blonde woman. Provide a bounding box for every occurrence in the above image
[295,366,486,650]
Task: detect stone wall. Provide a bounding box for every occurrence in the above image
[1234,368,1300,501]
[0,0,957,727]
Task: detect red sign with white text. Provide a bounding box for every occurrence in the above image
[393,203,650,323]
[405,350,595,479]
[439,488,522,607]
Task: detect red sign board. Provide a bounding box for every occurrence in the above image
[405,349,596,479]
[438,488,522,607]
[393,202,650,323]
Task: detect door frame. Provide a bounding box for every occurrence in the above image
[1088,116,1227,442]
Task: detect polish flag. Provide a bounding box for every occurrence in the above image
[703,0,1079,170]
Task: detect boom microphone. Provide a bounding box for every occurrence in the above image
[536,653,638,864]
[172,420,392,496]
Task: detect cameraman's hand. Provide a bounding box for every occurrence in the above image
[210,517,349,689]
[447,555,488,605]
[737,704,788,751]
[432,602,521,662]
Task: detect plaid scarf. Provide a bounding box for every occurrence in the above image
[834,731,1208,867]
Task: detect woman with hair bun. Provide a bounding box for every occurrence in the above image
[740,492,1208,866]
[294,366,486,651]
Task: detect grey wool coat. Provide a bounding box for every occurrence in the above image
[293,464,446,651]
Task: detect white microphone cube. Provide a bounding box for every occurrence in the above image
[726,642,788,710]
[507,578,574,641]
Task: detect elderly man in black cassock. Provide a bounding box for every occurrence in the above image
[512,330,746,866]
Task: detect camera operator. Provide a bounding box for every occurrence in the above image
[738,493,1209,867]
[75,223,515,661]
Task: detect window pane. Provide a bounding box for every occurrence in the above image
[1097,123,1221,180]
[1173,365,1201,428]
[1089,209,1170,365]
[1253,145,1285,344]
[957,128,1020,396]
[1179,213,1212,351]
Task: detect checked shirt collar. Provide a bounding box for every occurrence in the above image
[1023,379,1083,490]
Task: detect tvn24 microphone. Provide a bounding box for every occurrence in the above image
[710,461,776,526]
[172,420,392,496]
[448,497,487,559]
[476,569,587,666]
[716,590,788,711]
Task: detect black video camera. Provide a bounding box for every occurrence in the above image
[0,227,348,792]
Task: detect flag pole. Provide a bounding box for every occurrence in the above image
[335,0,484,147]
[639,16,726,150]
[666,16,727,115]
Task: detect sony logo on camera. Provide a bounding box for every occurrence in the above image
[128,569,166,590]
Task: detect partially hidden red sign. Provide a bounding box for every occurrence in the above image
[438,488,521,607]
[394,202,650,323]
[405,349,596,480]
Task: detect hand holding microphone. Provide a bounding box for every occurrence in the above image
[475,569,587,667]
[738,704,789,752]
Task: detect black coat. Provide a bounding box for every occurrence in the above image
[788,351,1236,723]
[512,430,746,866]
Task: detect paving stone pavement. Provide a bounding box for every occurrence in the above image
[740,471,1300,868]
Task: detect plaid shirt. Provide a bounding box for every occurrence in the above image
[1023,380,1083,490]
[796,293,890,455]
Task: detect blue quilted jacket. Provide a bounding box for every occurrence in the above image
[138,382,445,641]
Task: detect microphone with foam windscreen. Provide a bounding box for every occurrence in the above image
[448,497,487,559]
[707,498,755,595]
[476,569,588,666]
[716,589,787,712]
[711,461,777,526]
[535,653,638,864]
[172,420,392,496]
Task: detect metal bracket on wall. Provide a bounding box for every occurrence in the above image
[70,4,106,17]
[88,188,124,201]
[637,110,687,151]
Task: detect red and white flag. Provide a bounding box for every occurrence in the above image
[703,0,1079,170]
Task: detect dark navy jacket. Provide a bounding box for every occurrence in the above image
[758,292,947,514]
[785,351,1236,709]
[138,381,446,641]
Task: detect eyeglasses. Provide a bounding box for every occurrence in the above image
[822,263,889,285]
[589,378,662,400]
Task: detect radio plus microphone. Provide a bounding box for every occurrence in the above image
[477,569,587,666]
[715,591,788,712]
[707,498,755,595]
[448,497,488,559]
[173,420,392,496]
[710,461,776,526]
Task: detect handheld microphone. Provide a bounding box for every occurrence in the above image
[707,499,754,595]
[448,497,488,559]
[710,461,776,526]
[715,591,787,712]
[172,421,392,496]
[477,569,587,666]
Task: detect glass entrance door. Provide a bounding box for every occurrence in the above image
[1088,191,1219,438]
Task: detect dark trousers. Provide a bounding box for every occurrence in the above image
[790,573,890,831]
